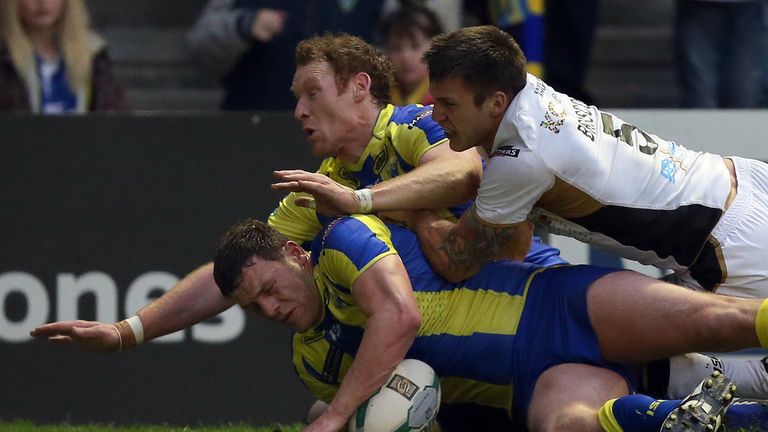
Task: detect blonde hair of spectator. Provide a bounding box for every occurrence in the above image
[0,0,96,107]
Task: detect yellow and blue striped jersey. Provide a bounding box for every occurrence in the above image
[268,104,461,247]
[292,214,546,417]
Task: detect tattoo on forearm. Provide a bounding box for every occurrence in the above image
[439,212,520,274]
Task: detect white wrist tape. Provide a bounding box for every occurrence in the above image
[126,315,145,345]
[354,188,374,213]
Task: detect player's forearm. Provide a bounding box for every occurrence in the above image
[327,306,421,423]
[136,262,234,341]
[370,152,481,212]
[414,209,533,282]
[412,212,481,283]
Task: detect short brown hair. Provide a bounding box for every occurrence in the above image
[213,219,288,297]
[296,33,395,106]
[424,26,527,106]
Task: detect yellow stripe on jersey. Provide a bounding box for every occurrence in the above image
[414,288,527,336]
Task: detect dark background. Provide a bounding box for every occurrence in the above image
[1,113,318,425]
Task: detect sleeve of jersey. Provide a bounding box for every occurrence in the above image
[268,192,323,246]
[475,147,556,225]
[318,215,399,288]
[391,106,448,166]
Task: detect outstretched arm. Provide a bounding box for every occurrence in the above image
[307,255,421,431]
[408,206,533,282]
[30,263,234,351]
[272,144,482,216]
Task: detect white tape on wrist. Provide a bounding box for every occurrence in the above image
[354,188,374,213]
[126,315,145,345]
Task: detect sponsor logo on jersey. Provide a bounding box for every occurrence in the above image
[373,146,389,174]
[337,167,360,189]
[328,322,341,342]
[321,345,344,383]
[571,97,597,141]
[533,79,547,97]
[540,101,567,134]
[387,374,420,401]
[490,146,520,158]
[407,110,432,130]
[659,142,688,184]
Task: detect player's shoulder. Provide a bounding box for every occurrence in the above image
[387,104,446,147]
[312,215,392,256]
[389,103,435,126]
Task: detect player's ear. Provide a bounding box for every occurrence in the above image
[488,91,508,117]
[284,241,309,267]
[352,72,371,101]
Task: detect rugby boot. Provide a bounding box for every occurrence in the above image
[660,371,737,431]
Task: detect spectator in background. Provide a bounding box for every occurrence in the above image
[465,0,599,105]
[464,0,545,78]
[379,5,442,106]
[0,0,125,113]
[185,0,387,111]
[381,0,462,33]
[676,0,766,108]
[543,0,599,105]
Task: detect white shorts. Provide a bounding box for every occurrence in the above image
[674,156,768,298]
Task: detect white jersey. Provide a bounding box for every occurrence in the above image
[476,74,732,285]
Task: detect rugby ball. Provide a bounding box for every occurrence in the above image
[348,359,441,432]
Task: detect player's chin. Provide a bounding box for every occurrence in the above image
[292,319,312,333]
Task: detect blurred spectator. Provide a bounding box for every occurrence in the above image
[382,0,462,33]
[543,0,599,105]
[464,0,545,77]
[676,0,766,108]
[185,0,387,111]
[0,0,125,113]
[380,5,442,105]
[465,0,599,105]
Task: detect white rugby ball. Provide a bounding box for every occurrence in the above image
[348,359,441,432]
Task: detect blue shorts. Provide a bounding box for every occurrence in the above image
[510,265,637,419]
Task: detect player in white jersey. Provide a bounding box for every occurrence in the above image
[477,72,764,297]
[402,25,768,299]
[274,25,768,299]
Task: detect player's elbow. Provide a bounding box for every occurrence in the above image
[396,302,422,340]
[426,256,478,283]
[464,154,483,188]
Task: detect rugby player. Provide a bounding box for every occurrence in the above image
[28,33,557,431]
[32,216,768,431]
[186,216,768,431]
[274,26,768,298]
[29,32,768,431]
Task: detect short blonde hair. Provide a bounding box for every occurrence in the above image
[296,33,394,107]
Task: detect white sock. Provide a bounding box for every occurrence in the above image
[667,353,768,399]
